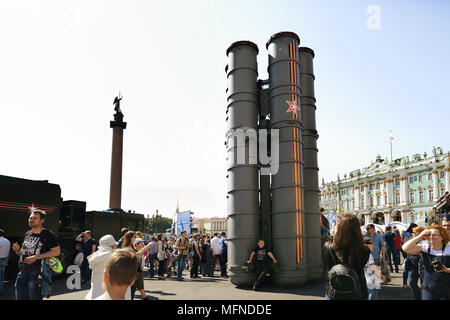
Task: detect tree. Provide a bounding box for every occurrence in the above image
[145,216,172,234]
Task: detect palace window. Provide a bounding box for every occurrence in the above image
[395,179,400,186]
[370,197,374,207]
[376,182,380,189]
[395,193,400,205]
[419,190,424,203]
[440,186,445,197]
[360,198,364,208]
[440,171,445,179]
[429,189,434,201]
[418,175,423,183]
[384,194,388,204]
[352,199,355,210]
[409,191,415,203]
[360,185,364,192]
[428,173,432,181]
[376,195,380,206]
[409,176,414,184]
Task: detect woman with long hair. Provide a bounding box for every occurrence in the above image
[190,234,202,278]
[121,231,136,250]
[120,230,136,299]
[322,214,370,300]
[403,224,450,300]
[200,235,212,277]
[157,234,166,280]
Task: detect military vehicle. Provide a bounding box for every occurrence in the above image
[427,191,450,226]
[0,174,145,281]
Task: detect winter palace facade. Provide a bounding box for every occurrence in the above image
[320,147,450,227]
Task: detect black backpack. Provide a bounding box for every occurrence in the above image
[326,245,361,300]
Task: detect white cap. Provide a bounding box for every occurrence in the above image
[99,234,118,248]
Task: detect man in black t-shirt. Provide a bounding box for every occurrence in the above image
[247,240,278,291]
[75,230,97,284]
[12,209,60,300]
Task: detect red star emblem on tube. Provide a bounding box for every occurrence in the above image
[286,98,300,116]
[28,203,38,213]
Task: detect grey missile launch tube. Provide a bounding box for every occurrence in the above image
[267,32,308,287]
[225,41,260,286]
[299,47,322,282]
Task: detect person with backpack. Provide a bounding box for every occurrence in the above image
[322,214,370,300]
[11,209,60,300]
[174,231,190,281]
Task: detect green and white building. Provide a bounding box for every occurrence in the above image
[320,147,450,227]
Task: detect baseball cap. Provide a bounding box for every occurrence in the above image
[134,238,145,246]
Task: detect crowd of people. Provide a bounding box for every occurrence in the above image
[1,207,449,301]
[0,207,233,300]
[322,214,450,300]
[69,228,233,300]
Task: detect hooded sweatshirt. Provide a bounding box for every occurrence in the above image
[84,245,114,300]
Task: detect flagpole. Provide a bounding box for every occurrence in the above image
[390,138,393,163]
[389,130,393,163]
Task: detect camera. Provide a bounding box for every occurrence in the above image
[431,258,443,271]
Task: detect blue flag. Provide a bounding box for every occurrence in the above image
[176,211,191,235]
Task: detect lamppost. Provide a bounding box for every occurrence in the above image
[154,209,160,234]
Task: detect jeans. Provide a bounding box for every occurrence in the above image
[401,250,408,285]
[148,254,157,277]
[386,247,399,271]
[130,281,136,300]
[15,271,42,300]
[0,258,6,295]
[80,259,90,283]
[177,255,188,279]
[367,288,378,300]
[421,286,448,300]
[407,268,421,300]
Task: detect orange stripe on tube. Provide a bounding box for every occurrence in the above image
[291,43,298,262]
[290,40,301,263]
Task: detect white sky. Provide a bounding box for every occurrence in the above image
[1,1,449,218]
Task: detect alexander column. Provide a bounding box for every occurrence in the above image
[109,93,127,211]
